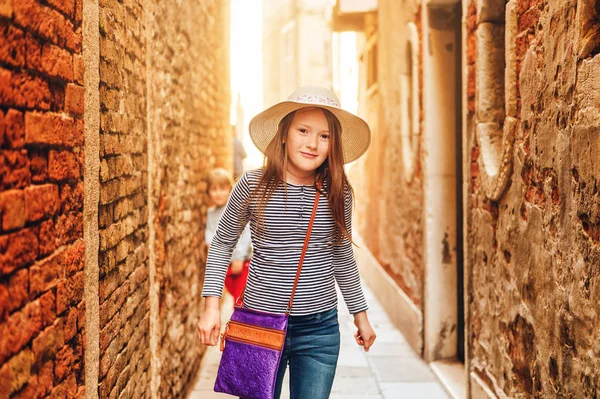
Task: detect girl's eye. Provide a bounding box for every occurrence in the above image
[321,134,330,140]
[299,128,308,134]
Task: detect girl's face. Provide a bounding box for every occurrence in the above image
[285,108,330,178]
[208,183,230,207]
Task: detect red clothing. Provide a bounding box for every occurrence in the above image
[224,259,250,301]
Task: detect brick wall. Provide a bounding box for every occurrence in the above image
[97,0,150,397]
[0,0,85,398]
[0,0,231,397]
[146,0,230,397]
[467,0,600,397]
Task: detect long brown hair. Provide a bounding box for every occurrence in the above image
[251,107,354,243]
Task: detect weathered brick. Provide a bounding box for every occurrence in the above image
[12,377,38,399]
[0,228,38,275]
[99,284,128,326]
[62,239,84,276]
[100,221,124,251]
[55,212,83,247]
[30,244,85,298]
[13,0,81,52]
[99,269,119,302]
[59,182,84,213]
[0,0,12,18]
[38,290,56,327]
[65,84,84,115]
[32,319,64,367]
[0,68,51,110]
[2,109,25,149]
[24,184,60,222]
[0,299,42,364]
[46,0,75,18]
[0,189,25,231]
[7,268,28,312]
[518,5,540,34]
[25,32,42,70]
[99,203,113,228]
[48,150,81,182]
[74,0,82,23]
[37,360,54,398]
[0,361,9,398]
[25,112,84,148]
[7,348,33,395]
[0,283,7,323]
[77,301,85,332]
[0,21,26,67]
[73,54,84,85]
[64,308,77,341]
[54,344,77,383]
[40,43,74,81]
[56,270,83,314]
[0,111,4,148]
[38,219,57,257]
[29,149,48,184]
[48,372,76,398]
[30,253,62,298]
[0,150,30,191]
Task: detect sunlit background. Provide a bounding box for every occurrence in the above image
[229,0,359,172]
[230,0,264,170]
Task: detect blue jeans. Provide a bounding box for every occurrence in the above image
[274,308,341,399]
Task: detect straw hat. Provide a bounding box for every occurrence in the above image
[249,86,371,164]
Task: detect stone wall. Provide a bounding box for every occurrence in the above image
[0,0,231,398]
[145,0,230,397]
[97,0,150,397]
[350,0,425,306]
[0,0,86,397]
[467,0,600,397]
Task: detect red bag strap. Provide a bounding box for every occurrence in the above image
[235,182,321,315]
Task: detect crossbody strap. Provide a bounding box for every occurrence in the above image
[235,182,321,315]
[286,186,320,314]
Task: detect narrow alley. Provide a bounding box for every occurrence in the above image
[0,0,599,398]
[190,285,450,399]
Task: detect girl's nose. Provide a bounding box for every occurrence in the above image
[306,134,318,150]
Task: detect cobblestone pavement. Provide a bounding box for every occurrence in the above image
[189,283,449,399]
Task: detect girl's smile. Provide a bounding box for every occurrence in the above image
[285,107,330,184]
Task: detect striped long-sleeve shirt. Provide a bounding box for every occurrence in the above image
[201,169,368,316]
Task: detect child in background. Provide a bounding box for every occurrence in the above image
[205,168,251,302]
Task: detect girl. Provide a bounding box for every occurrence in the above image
[205,168,252,303]
[197,86,376,399]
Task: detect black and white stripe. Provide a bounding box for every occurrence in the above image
[201,169,368,316]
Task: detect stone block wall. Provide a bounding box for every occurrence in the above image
[350,0,425,306]
[0,0,231,398]
[0,0,86,397]
[466,0,600,397]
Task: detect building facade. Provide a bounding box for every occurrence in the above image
[334,0,600,397]
[262,0,333,107]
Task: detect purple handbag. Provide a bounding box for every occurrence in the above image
[214,187,321,399]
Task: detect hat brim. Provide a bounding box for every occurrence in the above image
[249,101,371,164]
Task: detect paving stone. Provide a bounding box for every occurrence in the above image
[369,356,438,383]
[189,283,447,398]
[380,382,450,398]
[331,376,381,395]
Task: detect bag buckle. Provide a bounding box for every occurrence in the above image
[220,322,230,352]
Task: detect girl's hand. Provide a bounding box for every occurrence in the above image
[196,298,221,346]
[353,311,376,352]
[230,260,244,275]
